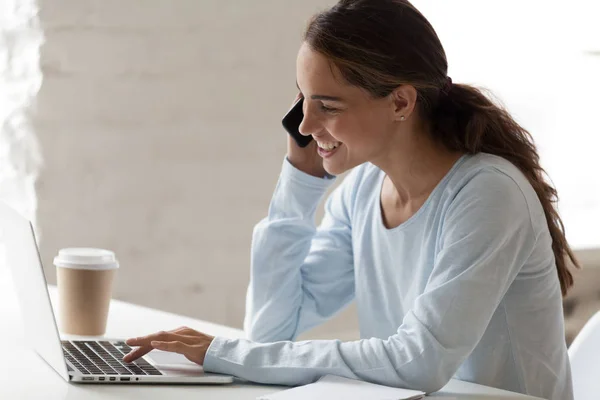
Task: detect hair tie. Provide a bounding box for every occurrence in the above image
[441,76,453,95]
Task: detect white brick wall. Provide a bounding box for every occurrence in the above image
[34,0,358,339]
[0,0,43,225]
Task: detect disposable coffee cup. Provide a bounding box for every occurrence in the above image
[53,248,119,336]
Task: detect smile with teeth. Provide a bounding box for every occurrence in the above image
[316,141,341,151]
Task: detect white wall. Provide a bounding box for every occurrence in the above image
[0,0,43,227]
[33,0,358,340]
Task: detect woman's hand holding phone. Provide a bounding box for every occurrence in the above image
[284,93,328,178]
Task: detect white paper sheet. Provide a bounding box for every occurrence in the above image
[257,375,425,400]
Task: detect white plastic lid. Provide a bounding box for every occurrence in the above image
[53,248,119,270]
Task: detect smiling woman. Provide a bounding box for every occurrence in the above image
[126,1,576,399]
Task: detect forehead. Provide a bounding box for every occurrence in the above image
[296,43,346,90]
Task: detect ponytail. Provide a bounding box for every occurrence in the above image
[431,83,580,295]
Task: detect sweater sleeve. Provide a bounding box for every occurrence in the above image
[204,169,536,394]
[242,157,356,343]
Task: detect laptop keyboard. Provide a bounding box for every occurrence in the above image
[61,340,163,376]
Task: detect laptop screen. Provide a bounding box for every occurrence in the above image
[0,201,69,381]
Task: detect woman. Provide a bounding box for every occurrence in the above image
[123,1,577,398]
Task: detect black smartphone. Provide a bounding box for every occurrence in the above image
[282,97,313,148]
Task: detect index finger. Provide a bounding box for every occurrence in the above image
[123,330,172,363]
[122,344,151,364]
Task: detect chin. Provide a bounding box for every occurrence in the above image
[324,159,358,177]
[324,164,345,176]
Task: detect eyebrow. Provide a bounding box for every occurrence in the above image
[296,81,344,102]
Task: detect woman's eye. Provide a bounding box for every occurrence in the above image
[319,104,339,113]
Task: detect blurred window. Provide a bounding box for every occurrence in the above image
[414,0,600,249]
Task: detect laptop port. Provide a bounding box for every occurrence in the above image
[121,377,131,382]
[99,377,105,381]
[82,377,94,381]
[109,377,116,381]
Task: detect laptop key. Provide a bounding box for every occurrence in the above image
[63,350,91,375]
[63,342,103,375]
[113,342,164,375]
[126,355,162,375]
[100,341,151,376]
[123,364,147,375]
[131,356,163,375]
[86,342,133,375]
[72,342,118,375]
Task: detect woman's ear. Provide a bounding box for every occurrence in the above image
[390,84,417,122]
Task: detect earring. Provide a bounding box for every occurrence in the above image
[400,116,406,121]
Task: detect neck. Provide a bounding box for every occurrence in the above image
[371,127,464,207]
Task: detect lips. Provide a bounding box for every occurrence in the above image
[315,140,341,151]
[317,143,342,158]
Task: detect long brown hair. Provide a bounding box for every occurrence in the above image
[304,0,579,295]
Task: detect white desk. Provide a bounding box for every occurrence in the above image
[0,267,542,399]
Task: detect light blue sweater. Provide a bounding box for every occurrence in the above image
[203,153,573,400]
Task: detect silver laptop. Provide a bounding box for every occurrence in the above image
[0,201,234,384]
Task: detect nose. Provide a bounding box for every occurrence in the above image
[298,104,323,137]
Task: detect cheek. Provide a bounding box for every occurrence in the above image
[329,114,387,147]
[327,115,367,142]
